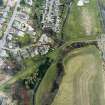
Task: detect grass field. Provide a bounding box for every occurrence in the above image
[52,46,105,105]
[63,0,101,41]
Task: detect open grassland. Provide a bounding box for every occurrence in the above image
[63,0,101,41]
[52,46,105,105]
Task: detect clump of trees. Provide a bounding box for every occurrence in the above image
[23,57,53,89]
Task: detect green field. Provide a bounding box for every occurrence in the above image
[63,0,101,41]
[52,46,105,105]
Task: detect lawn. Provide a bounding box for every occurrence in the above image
[62,0,101,41]
[52,46,104,105]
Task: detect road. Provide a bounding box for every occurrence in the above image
[0,0,20,54]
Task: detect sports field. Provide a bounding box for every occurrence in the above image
[63,0,101,41]
[52,46,105,105]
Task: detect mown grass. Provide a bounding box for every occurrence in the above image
[89,51,104,105]
[52,46,104,105]
[63,0,101,41]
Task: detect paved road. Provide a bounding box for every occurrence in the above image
[0,0,20,54]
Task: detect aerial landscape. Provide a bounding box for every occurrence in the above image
[0,0,105,105]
